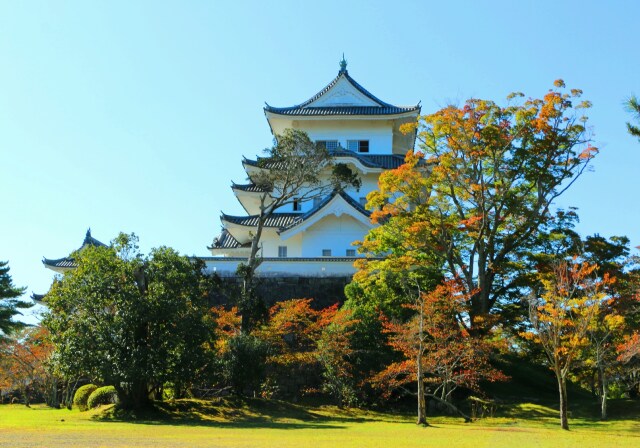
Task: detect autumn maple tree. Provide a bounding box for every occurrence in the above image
[371,280,506,425]
[256,299,355,401]
[362,81,597,330]
[525,260,611,430]
[0,326,53,406]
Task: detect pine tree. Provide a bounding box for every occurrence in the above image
[0,261,30,343]
[626,95,640,140]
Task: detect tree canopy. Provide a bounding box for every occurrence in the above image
[362,80,596,329]
[0,261,30,344]
[42,234,213,409]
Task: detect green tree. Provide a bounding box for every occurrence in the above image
[0,261,30,343]
[626,95,640,140]
[238,129,360,331]
[366,81,596,329]
[43,234,213,410]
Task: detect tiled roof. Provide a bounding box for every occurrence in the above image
[208,229,250,250]
[280,190,370,233]
[42,257,77,269]
[222,190,370,233]
[264,70,420,117]
[265,105,420,116]
[30,293,46,302]
[242,157,287,170]
[231,182,270,193]
[198,256,380,263]
[42,229,106,270]
[221,213,301,228]
[244,151,413,171]
[82,229,107,248]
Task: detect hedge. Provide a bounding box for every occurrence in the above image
[87,385,118,409]
[73,384,98,411]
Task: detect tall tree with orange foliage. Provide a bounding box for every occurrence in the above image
[525,260,611,430]
[363,81,596,330]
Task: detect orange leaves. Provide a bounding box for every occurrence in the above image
[527,260,609,372]
[578,145,598,160]
[617,332,640,363]
[373,280,506,396]
[210,306,241,352]
[258,299,355,369]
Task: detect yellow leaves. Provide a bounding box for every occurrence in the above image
[554,79,566,88]
[399,121,417,135]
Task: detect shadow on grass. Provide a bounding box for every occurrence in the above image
[90,398,381,429]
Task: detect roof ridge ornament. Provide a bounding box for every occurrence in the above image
[339,53,348,73]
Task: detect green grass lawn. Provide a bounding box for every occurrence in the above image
[0,398,638,448]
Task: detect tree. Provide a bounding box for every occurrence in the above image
[43,234,213,410]
[0,326,53,406]
[238,129,360,331]
[366,81,596,329]
[316,306,358,407]
[525,260,610,430]
[0,261,30,343]
[625,95,640,140]
[371,280,506,425]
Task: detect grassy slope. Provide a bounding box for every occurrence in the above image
[0,398,638,448]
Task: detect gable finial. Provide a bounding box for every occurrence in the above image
[339,53,348,73]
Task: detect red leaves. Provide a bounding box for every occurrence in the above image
[373,280,506,395]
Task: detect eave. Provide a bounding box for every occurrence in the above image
[278,190,373,240]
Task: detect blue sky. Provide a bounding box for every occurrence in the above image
[1,0,639,322]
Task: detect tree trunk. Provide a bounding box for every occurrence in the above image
[416,354,427,425]
[240,215,266,332]
[600,367,607,420]
[416,305,428,426]
[557,375,569,430]
[117,381,151,410]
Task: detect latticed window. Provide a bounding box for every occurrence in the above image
[346,249,356,257]
[347,140,369,153]
[322,249,332,257]
[278,246,287,258]
[317,140,339,150]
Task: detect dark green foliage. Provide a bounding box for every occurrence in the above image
[43,234,214,410]
[0,261,30,343]
[87,385,118,409]
[626,95,640,140]
[73,384,98,411]
[221,333,268,396]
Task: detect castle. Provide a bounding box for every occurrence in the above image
[40,59,420,302]
[202,58,420,278]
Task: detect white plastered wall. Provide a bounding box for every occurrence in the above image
[300,214,369,257]
[295,120,393,154]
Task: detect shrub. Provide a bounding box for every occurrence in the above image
[87,385,118,409]
[221,333,268,395]
[73,384,97,411]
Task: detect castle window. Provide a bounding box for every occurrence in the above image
[346,249,356,257]
[313,197,322,208]
[293,199,302,211]
[317,140,339,151]
[322,249,332,257]
[278,246,288,258]
[348,140,369,153]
